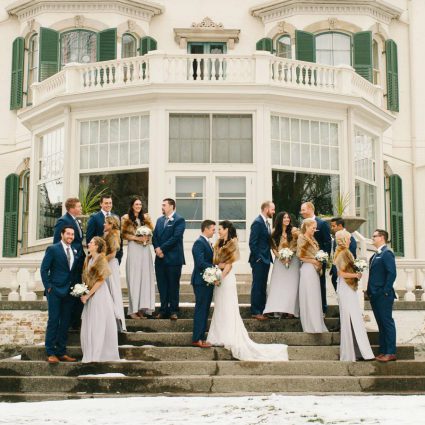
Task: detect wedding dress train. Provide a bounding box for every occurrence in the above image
[207,269,288,361]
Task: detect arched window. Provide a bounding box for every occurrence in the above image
[122,33,138,58]
[372,39,380,84]
[26,34,38,105]
[316,32,351,66]
[60,30,97,68]
[276,35,291,59]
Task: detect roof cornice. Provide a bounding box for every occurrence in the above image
[6,0,164,22]
[250,0,403,25]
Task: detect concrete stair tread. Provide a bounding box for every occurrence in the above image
[1,375,425,395]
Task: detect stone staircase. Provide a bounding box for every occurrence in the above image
[0,304,423,401]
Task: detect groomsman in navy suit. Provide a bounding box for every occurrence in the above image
[300,202,332,314]
[367,229,397,362]
[191,220,216,348]
[53,197,85,329]
[153,198,186,320]
[249,201,275,320]
[86,194,123,263]
[41,226,81,363]
[330,217,357,290]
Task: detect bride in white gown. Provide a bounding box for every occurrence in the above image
[207,220,288,361]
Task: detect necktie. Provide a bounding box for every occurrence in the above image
[66,247,71,268]
[106,212,110,217]
[266,220,271,235]
[75,218,82,238]
[164,218,169,228]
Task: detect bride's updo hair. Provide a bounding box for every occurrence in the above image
[335,229,351,249]
[301,218,316,234]
[219,220,237,245]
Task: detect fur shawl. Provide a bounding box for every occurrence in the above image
[272,227,300,252]
[104,229,120,256]
[296,233,319,259]
[213,238,240,265]
[334,247,358,290]
[83,254,111,289]
[121,213,154,239]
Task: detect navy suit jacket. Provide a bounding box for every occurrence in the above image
[314,217,332,255]
[53,212,85,255]
[191,236,214,286]
[153,213,186,266]
[367,245,397,298]
[86,211,123,263]
[248,215,272,265]
[40,242,82,297]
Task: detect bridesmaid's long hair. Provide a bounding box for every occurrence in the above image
[272,211,293,247]
[128,196,145,226]
[218,220,237,247]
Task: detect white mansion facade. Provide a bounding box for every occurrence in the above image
[0,0,424,274]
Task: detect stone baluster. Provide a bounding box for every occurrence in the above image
[421,269,425,301]
[8,268,20,301]
[24,267,38,301]
[404,268,416,301]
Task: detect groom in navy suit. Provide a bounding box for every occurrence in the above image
[249,201,275,320]
[301,202,332,314]
[41,226,81,363]
[153,198,186,320]
[86,194,123,264]
[367,229,397,362]
[191,220,216,348]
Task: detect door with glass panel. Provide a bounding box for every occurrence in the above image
[174,175,248,242]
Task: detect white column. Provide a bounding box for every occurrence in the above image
[8,268,20,301]
[24,267,38,301]
[404,269,416,301]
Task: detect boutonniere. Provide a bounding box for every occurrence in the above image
[73,249,78,255]
[168,217,174,222]
[76,219,82,225]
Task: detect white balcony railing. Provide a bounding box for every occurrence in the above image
[31,51,384,108]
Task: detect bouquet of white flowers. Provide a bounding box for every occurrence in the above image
[315,250,329,264]
[135,225,152,246]
[70,283,89,297]
[354,258,368,273]
[278,247,294,269]
[202,266,222,286]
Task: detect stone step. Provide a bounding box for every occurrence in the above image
[124,318,341,332]
[20,345,415,362]
[2,359,424,377]
[66,331,379,347]
[0,375,424,396]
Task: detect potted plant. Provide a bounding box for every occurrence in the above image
[77,183,108,233]
[322,192,366,233]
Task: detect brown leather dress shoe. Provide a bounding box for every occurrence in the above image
[192,341,211,348]
[47,355,59,364]
[376,354,397,363]
[252,314,268,321]
[58,354,77,362]
[170,314,178,321]
[155,313,167,319]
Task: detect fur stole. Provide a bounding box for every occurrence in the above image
[272,228,300,252]
[104,229,120,255]
[121,213,154,238]
[83,254,111,289]
[213,238,240,265]
[334,247,358,290]
[296,233,319,259]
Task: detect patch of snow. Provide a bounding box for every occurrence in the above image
[78,373,126,378]
[118,345,135,347]
[0,395,424,424]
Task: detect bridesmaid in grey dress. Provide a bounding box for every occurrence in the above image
[264,212,300,318]
[80,237,120,363]
[104,216,127,332]
[297,218,328,333]
[121,196,155,319]
[334,230,374,361]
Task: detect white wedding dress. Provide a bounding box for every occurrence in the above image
[207,268,288,361]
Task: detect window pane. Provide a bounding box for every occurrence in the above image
[61,31,97,68]
[90,121,99,144]
[178,199,203,221]
[291,119,300,142]
[100,120,109,143]
[176,177,204,197]
[301,144,310,168]
[80,122,90,145]
[316,33,332,49]
[219,177,245,198]
[37,180,63,239]
[219,199,246,220]
[301,120,310,143]
[281,142,290,166]
[119,142,129,166]
[271,140,280,165]
[276,35,291,59]
[122,34,137,58]
[271,115,279,139]
[355,180,377,238]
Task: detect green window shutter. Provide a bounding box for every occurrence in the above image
[386,39,399,112]
[10,37,25,110]
[295,30,316,62]
[140,36,157,55]
[255,38,273,53]
[39,28,59,81]
[353,31,373,82]
[389,174,404,256]
[97,28,117,61]
[2,174,19,257]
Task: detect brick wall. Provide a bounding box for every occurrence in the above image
[0,310,47,345]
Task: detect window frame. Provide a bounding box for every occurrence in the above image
[315,31,352,67]
[121,32,138,58]
[59,29,97,69]
[275,34,292,59]
[26,33,39,106]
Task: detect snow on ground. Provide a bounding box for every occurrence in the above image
[0,395,424,425]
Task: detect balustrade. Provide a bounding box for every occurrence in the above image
[0,261,41,301]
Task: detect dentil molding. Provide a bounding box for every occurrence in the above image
[250,0,403,25]
[6,0,164,22]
